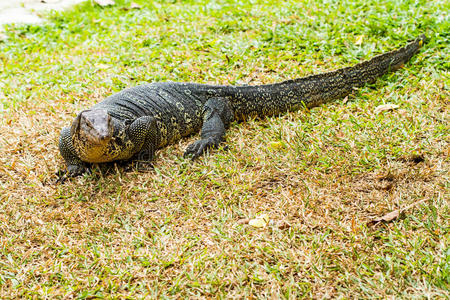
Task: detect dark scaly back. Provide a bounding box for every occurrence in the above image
[91,82,208,147]
[185,35,426,120]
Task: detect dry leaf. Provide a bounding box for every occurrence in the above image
[351,216,357,233]
[249,214,269,228]
[369,199,427,224]
[123,2,142,10]
[374,103,399,114]
[94,0,115,7]
[355,35,364,45]
[96,63,110,70]
[130,2,142,9]
[237,218,250,225]
[249,218,266,228]
[275,220,291,230]
[269,141,285,150]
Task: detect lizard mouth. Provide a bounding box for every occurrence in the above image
[87,132,112,145]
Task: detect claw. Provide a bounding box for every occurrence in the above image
[184,137,218,160]
[55,164,88,183]
[55,170,68,184]
[136,161,154,172]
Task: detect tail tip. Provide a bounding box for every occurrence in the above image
[417,34,427,47]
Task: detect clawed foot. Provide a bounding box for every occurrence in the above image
[124,160,154,172]
[184,137,220,160]
[55,170,68,183]
[127,149,155,172]
[135,161,154,172]
[55,164,88,183]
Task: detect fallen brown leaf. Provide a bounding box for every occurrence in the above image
[237,218,250,225]
[374,103,400,114]
[122,2,142,11]
[130,2,142,9]
[351,216,357,233]
[275,220,291,230]
[369,199,428,224]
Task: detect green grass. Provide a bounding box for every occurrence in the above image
[0,0,448,298]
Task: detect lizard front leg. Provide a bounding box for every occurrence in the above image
[58,126,87,180]
[184,97,234,159]
[127,116,160,171]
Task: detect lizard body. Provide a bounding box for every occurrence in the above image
[59,35,426,177]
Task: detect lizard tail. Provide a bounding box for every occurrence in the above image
[226,34,427,119]
[376,34,427,72]
[296,33,428,108]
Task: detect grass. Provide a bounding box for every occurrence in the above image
[0,0,448,298]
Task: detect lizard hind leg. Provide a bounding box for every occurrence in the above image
[184,97,234,160]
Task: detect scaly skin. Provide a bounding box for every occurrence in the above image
[58,34,426,179]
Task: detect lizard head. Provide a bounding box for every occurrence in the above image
[72,109,113,143]
[70,109,123,163]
